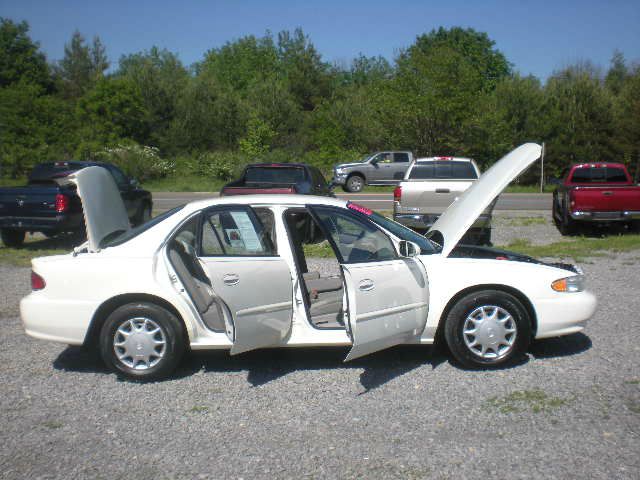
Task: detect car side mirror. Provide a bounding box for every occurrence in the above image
[129,178,139,188]
[398,240,420,258]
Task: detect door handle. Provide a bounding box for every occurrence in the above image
[602,191,613,196]
[358,279,375,292]
[223,273,239,286]
[435,188,450,193]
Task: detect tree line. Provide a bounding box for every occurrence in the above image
[1,17,638,182]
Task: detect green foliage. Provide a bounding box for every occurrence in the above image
[76,76,149,145]
[0,20,638,187]
[54,30,109,98]
[94,143,174,180]
[239,115,276,157]
[0,18,51,89]
[196,151,248,181]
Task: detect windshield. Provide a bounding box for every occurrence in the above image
[100,205,185,249]
[346,203,439,254]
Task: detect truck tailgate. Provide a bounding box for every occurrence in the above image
[396,180,474,214]
[221,185,297,196]
[0,186,61,219]
[572,186,640,212]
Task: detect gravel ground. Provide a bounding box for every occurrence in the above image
[1,215,638,479]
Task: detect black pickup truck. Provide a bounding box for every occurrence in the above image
[0,161,152,247]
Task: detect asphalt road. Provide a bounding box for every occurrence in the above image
[152,191,552,213]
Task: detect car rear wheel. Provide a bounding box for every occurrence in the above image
[345,174,365,193]
[99,302,185,380]
[1,228,26,247]
[444,290,531,368]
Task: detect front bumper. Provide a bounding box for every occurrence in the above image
[331,173,348,186]
[570,210,640,222]
[534,290,597,339]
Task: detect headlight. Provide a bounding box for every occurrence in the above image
[335,168,345,174]
[551,275,585,293]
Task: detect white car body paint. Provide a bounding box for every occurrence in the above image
[21,145,597,362]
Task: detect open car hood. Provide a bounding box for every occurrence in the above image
[60,166,131,252]
[427,143,542,257]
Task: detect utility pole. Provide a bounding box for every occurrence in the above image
[540,142,545,193]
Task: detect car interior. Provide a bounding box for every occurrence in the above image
[167,215,228,332]
[284,209,346,329]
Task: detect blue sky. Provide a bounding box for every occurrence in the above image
[1,0,639,81]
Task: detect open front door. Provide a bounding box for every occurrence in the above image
[197,205,293,355]
[310,206,429,361]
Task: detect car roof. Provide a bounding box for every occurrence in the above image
[246,163,310,168]
[186,194,349,211]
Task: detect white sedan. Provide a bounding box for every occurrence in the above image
[21,144,597,379]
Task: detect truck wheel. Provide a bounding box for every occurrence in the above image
[558,210,578,236]
[345,174,365,193]
[444,290,531,368]
[1,229,26,248]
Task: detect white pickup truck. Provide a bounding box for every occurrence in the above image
[393,156,493,245]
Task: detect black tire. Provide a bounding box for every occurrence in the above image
[99,302,185,380]
[345,174,365,193]
[1,228,26,247]
[444,289,531,368]
[134,203,152,226]
[557,207,578,236]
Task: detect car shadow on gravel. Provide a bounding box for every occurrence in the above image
[52,333,591,389]
[184,344,449,393]
[528,332,592,359]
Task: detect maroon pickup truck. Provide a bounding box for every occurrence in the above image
[552,162,640,234]
[220,163,333,197]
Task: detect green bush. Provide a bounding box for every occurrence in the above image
[94,143,175,180]
[197,151,248,181]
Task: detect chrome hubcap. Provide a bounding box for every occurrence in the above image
[349,177,363,191]
[462,305,517,360]
[113,317,166,370]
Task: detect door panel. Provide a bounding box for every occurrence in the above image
[200,257,293,354]
[198,205,292,355]
[309,205,429,360]
[342,259,429,360]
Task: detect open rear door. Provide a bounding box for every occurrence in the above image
[310,205,429,361]
[196,205,293,355]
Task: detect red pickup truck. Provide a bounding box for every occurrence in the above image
[552,163,640,234]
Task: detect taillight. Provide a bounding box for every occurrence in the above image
[31,271,46,290]
[55,194,69,213]
[393,186,402,203]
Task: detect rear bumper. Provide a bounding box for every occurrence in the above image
[0,214,83,232]
[21,293,95,345]
[534,290,597,339]
[394,213,491,231]
[570,210,640,221]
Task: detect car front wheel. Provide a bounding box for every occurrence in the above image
[99,302,185,380]
[444,290,531,368]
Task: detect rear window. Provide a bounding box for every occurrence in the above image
[409,161,477,180]
[570,167,628,183]
[245,166,306,184]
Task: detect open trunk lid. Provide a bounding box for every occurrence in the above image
[58,166,130,252]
